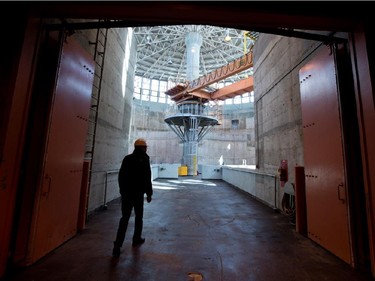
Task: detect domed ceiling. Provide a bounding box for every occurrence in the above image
[133,25,258,84]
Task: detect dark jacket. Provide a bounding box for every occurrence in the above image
[118,147,153,197]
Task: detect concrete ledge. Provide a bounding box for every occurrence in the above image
[156,163,179,179]
[222,166,277,209]
[199,164,222,179]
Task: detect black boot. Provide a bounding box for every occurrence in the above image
[132,237,145,247]
[112,242,121,257]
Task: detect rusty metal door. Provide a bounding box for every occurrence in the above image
[299,45,352,265]
[27,35,94,263]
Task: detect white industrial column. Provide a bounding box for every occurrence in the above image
[165,31,218,176]
[185,32,202,81]
[182,32,202,175]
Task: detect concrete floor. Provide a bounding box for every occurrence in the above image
[7,177,374,281]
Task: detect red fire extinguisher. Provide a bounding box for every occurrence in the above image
[278,160,288,187]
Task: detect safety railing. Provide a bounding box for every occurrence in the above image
[102,169,119,209]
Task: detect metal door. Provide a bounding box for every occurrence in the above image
[28,35,94,263]
[299,45,352,264]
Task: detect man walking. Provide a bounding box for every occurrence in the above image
[112,138,153,258]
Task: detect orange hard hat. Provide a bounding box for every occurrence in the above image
[134,138,147,147]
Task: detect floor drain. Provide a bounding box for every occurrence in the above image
[188,272,203,281]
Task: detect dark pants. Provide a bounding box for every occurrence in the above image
[114,195,144,247]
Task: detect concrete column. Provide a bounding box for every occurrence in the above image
[185,32,202,81]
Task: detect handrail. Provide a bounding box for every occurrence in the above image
[102,169,119,209]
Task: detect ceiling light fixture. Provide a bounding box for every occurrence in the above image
[224,31,231,42]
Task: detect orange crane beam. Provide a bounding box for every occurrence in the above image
[166,52,253,101]
[211,76,253,100]
[188,52,253,93]
[167,76,254,103]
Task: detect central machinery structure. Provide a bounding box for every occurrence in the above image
[165,31,254,176]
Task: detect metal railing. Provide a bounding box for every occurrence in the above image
[102,169,119,209]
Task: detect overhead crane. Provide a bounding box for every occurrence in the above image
[165,51,254,104]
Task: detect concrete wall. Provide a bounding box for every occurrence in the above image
[130,100,183,164]
[73,27,136,212]
[200,128,255,166]
[253,34,321,206]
